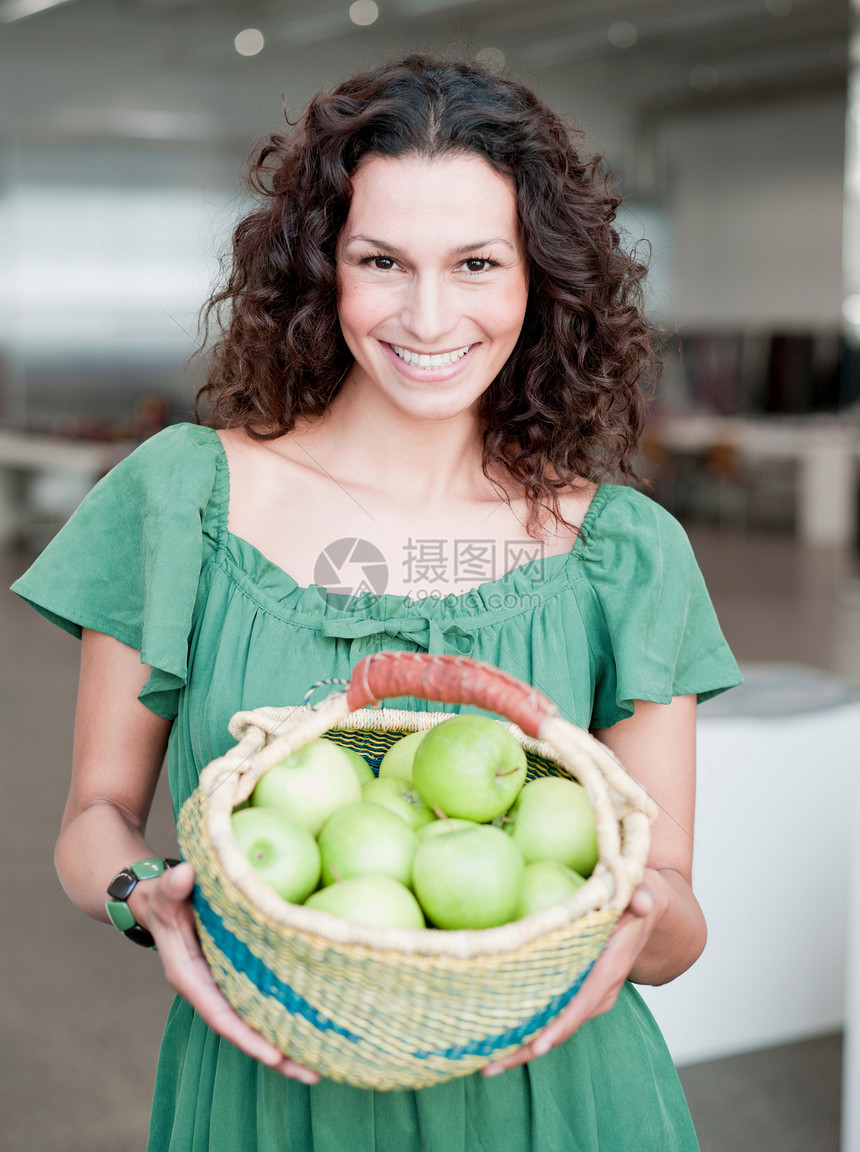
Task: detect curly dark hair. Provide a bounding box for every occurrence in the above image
[196,53,659,536]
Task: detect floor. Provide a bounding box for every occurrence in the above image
[1,523,856,1152]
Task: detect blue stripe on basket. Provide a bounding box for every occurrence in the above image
[193,885,362,1044]
[411,961,596,1062]
[195,883,599,1067]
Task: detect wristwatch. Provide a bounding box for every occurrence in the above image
[105,856,181,948]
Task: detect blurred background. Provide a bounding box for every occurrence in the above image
[1,1,859,1150]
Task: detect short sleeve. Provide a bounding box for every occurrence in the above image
[579,486,742,729]
[10,423,225,720]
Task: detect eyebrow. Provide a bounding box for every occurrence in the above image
[344,234,515,254]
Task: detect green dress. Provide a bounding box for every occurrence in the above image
[12,423,741,1152]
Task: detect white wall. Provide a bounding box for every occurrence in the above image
[658,95,846,328]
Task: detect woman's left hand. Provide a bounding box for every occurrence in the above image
[481,880,659,1077]
[481,697,708,1077]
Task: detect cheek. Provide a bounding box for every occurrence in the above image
[490,286,528,340]
[337,278,389,338]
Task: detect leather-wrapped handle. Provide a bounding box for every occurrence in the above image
[346,652,557,739]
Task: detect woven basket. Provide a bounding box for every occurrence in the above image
[176,651,657,1090]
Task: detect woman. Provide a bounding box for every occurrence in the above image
[12,54,741,1151]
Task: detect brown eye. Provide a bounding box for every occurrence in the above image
[464,258,491,273]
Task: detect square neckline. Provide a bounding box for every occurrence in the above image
[206,424,605,610]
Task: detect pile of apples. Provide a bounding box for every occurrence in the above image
[231,716,599,932]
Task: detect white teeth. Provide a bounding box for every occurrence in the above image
[391,344,471,369]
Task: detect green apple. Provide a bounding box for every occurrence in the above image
[516,860,586,919]
[317,802,419,887]
[251,738,362,836]
[377,730,428,783]
[504,776,599,877]
[411,824,525,930]
[232,806,321,903]
[416,817,480,842]
[412,715,527,823]
[361,775,435,831]
[305,874,425,929]
[325,739,375,786]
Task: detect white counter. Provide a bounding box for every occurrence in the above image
[648,413,860,547]
[0,429,136,547]
[638,665,860,1077]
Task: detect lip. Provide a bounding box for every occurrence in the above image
[381,340,478,382]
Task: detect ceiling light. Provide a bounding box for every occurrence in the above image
[234,28,265,56]
[607,22,637,50]
[475,47,506,73]
[349,1,378,26]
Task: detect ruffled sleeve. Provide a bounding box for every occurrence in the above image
[578,485,742,729]
[10,423,225,720]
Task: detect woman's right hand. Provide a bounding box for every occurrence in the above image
[136,861,321,1085]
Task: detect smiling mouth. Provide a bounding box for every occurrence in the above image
[390,343,473,369]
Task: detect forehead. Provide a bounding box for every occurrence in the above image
[343,153,520,242]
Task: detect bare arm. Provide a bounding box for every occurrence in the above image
[56,628,171,917]
[595,693,706,985]
[57,628,319,1083]
[483,693,704,1074]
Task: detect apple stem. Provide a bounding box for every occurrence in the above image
[330,866,343,884]
[433,806,449,822]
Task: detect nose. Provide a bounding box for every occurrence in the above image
[400,272,458,344]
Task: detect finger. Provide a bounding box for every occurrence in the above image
[150,867,320,1083]
[167,930,321,1082]
[482,911,648,1076]
[482,1043,538,1075]
[531,914,652,1048]
[160,859,196,902]
[628,883,655,919]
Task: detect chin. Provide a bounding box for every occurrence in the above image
[395,395,482,423]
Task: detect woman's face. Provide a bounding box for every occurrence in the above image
[336,152,529,423]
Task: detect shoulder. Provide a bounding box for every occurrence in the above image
[581,483,692,553]
[573,483,703,597]
[105,423,223,495]
[121,422,221,467]
[55,423,229,547]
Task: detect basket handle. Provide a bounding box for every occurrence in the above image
[346,652,557,739]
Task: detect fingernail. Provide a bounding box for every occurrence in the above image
[482,1064,503,1077]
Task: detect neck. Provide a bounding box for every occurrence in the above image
[294,379,496,506]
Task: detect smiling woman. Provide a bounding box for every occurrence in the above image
[196,53,657,539]
[335,153,529,424]
[11,51,741,1152]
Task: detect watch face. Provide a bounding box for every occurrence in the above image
[106,867,137,902]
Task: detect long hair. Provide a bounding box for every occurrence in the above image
[196,53,659,536]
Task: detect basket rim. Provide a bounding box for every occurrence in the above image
[179,693,656,959]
